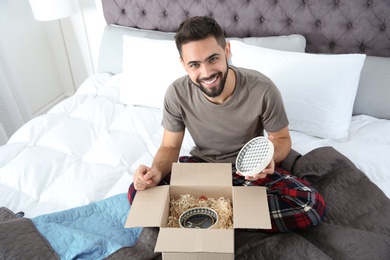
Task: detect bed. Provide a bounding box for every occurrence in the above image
[1,0,390,259]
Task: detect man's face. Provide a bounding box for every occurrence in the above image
[180,37,231,98]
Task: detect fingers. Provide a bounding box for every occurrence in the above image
[244,172,267,181]
[236,171,267,181]
[263,158,275,174]
[261,167,274,175]
[133,165,152,191]
[237,158,276,181]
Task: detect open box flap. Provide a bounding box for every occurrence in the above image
[125,185,170,228]
[232,186,271,229]
[155,228,234,253]
[171,163,231,187]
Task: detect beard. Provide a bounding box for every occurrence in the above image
[193,61,229,98]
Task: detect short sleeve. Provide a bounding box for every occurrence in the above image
[162,84,186,132]
[261,81,289,133]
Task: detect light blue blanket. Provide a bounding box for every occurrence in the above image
[32,193,142,260]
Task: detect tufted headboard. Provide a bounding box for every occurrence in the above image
[102,0,390,57]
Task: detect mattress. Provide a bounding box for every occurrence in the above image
[0,73,389,219]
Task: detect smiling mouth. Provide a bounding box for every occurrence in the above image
[200,74,219,86]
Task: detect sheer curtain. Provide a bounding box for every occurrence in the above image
[0,55,32,146]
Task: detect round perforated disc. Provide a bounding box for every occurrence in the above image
[236,136,274,176]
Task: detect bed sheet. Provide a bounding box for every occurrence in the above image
[1,73,388,220]
[290,115,390,199]
[0,73,193,218]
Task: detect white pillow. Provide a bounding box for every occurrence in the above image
[229,40,366,140]
[228,34,306,53]
[120,33,306,109]
[120,35,186,109]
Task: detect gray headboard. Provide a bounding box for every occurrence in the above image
[102,0,390,57]
[99,0,390,120]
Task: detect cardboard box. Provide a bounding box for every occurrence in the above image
[125,163,271,259]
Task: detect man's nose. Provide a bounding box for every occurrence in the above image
[199,64,213,78]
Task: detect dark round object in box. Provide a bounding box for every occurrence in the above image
[179,207,219,229]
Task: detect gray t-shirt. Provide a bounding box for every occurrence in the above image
[162,66,289,163]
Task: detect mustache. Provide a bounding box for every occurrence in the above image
[198,73,220,82]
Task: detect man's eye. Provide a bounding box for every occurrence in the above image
[189,63,199,69]
[209,57,218,63]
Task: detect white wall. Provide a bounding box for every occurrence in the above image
[0,0,106,131]
[77,0,106,73]
[0,0,67,117]
[61,0,107,86]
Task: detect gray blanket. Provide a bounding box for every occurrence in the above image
[235,147,390,259]
[1,147,390,259]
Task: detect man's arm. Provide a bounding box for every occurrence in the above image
[133,129,184,190]
[267,126,291,163]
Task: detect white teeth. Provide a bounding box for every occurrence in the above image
[203,76,217,85]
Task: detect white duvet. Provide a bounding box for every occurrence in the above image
[0,73,389,218]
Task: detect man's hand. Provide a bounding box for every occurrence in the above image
[238,158,275,181]
[236,134,279,181]
[250,157,275,180]
[133,165,163,191]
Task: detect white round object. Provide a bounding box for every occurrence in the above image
[235,136,274,177]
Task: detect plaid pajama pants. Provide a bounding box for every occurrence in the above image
[128,156,326,233]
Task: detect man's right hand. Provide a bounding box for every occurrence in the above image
[133,165,163,191]
[133,130,184,191]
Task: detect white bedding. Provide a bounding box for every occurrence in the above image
[0,73,389,218]
[290,115,390,197]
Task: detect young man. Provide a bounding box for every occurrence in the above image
[129,16,325,233]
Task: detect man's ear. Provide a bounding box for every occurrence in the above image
[225,41,231,60]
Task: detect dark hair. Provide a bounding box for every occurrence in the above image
[175,16,226,57]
